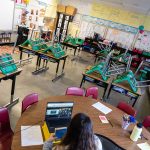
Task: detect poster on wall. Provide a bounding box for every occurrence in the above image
[135,31,150,51]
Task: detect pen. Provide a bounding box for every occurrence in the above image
[108,120,113,127]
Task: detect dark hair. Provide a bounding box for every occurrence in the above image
[61,113,96,150]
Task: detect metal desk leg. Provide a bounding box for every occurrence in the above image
[35,56,40,70]
[5,76,19,108]
[71,47,78,61]
[45,60,48,68]
[20,49,23,60]
[32,57,49,75]
[74,47,77,56]
[102,87,107,100]
[132,97,138,107]
[62,58,66,73]
[38,57,42,68]
[52,58,67,82]
[43,59,46,68]
[80,76,85,87]
[56,61,60,75]
[106,86,112,99]
[52,61,61,82]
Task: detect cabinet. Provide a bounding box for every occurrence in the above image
[55,12,74,42]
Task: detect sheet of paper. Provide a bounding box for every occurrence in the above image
[21,125,43,146]
[137,142,150,150]
[99,115,109,123]
[92,102,112,115]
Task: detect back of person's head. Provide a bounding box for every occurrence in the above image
[61,113,96,150]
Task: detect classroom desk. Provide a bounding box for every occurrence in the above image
[11,96,150,150]
[61,42,81,56]
[94,51,107,63]
[0,69,22,108]
[18,45,68,82]
[94,51,127,65]
[80,66,143,106]
[107,82,142,107]
[80,66,111,98]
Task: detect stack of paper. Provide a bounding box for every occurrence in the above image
[92,102,112,114]
[137,142,150,150]
[21,125,43,146]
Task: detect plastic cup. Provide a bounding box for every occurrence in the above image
[122,120,130,130]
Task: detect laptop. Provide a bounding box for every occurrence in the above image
[45,102,74,133]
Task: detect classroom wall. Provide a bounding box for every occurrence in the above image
[0,0,15,30]
[60,0,150,51]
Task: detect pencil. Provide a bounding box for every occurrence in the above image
[108,120,113,127]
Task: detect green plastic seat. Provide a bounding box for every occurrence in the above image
[0,54,17,75]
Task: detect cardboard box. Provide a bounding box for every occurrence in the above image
[57,4,66,13]
[66,5,77,16]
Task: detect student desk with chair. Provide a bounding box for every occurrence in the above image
[80,66,143,106]
[80,66,112,99]
[61,42,81,56]
[0,69,22,108]
[61,42,83,61]
[11,96,150,150]
[18,45,68,82]
[106,82,142,107]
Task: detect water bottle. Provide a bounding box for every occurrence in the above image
[130,123,143,142]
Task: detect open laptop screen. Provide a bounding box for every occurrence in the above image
[46,102,74,119]
[45,102,74,133]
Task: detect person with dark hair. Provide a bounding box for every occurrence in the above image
[43,113,102,150]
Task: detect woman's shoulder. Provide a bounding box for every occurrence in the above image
[94,134,100,140]
[94,135,103,150]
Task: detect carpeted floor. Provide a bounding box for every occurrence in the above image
[0,46,19,55]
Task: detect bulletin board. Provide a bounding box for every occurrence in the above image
[0,0,14,30]
[90,2,150,31]
[106,28,135,48]
[134,31,150,51]
[69,13,150,51]
[78,21,106,39]
[68,13,106,39]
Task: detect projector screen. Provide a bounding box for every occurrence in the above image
[0,0,14,31]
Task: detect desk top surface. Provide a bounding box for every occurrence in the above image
[84,66,142,95]
[12,96,150,150]
[112,82,142,96]
[0,69,22,80]
[18,45,68,60]
[83,66,112,84]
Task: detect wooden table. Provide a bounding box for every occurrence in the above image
[18,45,68,82]
[12,96,150,150]
[0,69,22,108]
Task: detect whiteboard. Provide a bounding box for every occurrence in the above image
[106,28,135,48]
[79,21,106,39]
[0,0,14,30]
[76,14,106,39]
